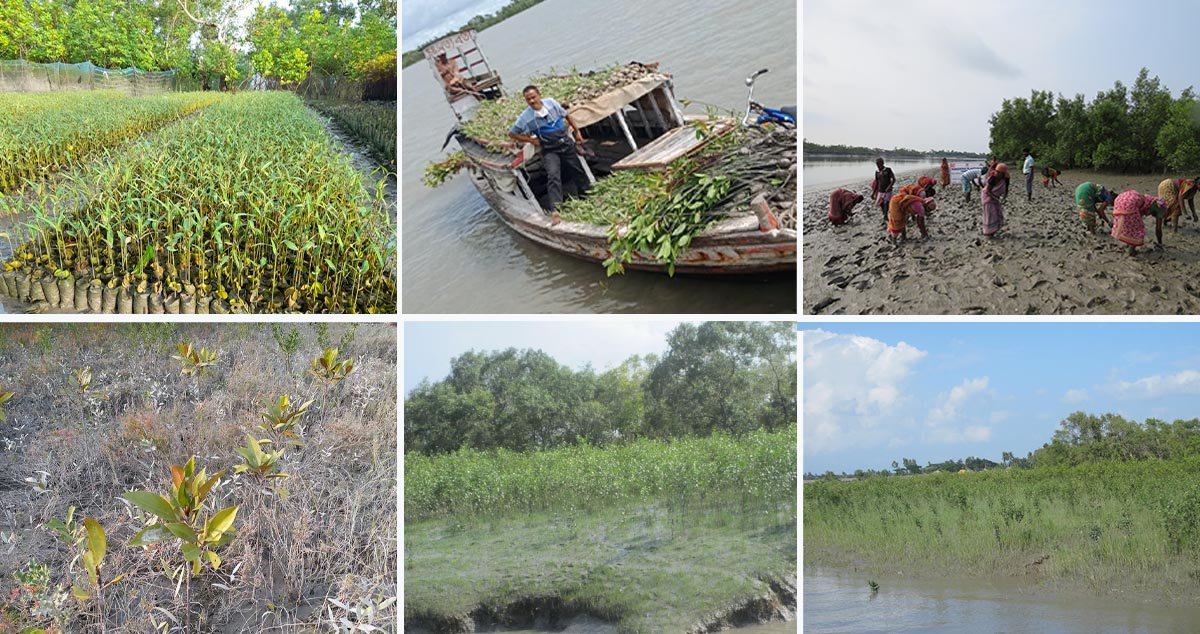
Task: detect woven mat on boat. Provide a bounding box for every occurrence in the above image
[568,74,670,128]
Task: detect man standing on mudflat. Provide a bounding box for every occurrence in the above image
[1022,148,1035,202]
[508,85,590,220]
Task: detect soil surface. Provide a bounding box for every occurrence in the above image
[803,169,1200,314]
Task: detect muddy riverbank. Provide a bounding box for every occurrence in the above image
[803,169,1200,314]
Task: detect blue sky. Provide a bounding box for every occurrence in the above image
[801,324,1200,474]
[403,321,688,394]
[402,0,510,47]
[805,0,1200,152]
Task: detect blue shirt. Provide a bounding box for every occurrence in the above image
[510,98,568,140]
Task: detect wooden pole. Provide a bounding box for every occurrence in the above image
[663,85,686,127]
[578,155,596,185]
[634,101,653,137]
[645,93,669,131]
[613,111,638,151]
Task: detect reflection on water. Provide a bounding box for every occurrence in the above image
[802,157,941,190]
[402,0,796,313]
[805,569,1200,634]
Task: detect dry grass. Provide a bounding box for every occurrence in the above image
[0,323,397,633]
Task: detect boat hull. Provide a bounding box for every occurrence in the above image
[469,172,796,275]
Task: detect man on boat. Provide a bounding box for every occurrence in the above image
[434,53,479,96]
[508,85,591,221]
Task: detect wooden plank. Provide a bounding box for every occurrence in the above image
[612,111,638,151]
[611,120,734,170]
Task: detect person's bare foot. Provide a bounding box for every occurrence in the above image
[550,212,563,226]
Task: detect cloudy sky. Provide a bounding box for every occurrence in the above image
[802,324,1200,474]
[402,0,510,48]
[403,321,689,394]
[804,0,1200,153]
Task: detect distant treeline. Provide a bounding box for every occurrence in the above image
[803,140,986,159]
[401,0,547,68]
[404,322,796,454]
[806,410,1200,481]
[989,68,1200,173]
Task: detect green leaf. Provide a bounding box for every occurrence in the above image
[181,543,201,562]
[129,524,172,547]
[203,550,222,570]
[122,491,179,522]
[163,522,198,544]
[83,517,106,567]
[205,506,238,544]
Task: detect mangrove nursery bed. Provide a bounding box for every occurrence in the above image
[405,427,797,633]
[1,90,396,314]
[0,323,397,632]
[805,460,1200,602]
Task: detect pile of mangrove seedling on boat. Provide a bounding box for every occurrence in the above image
[560,124,797,275]
[458,62,659,148]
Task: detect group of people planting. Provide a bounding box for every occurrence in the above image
[826,154,1200,255]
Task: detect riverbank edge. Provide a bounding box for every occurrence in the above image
[803,166,940,203]
[403,573,797,633]
[803,543,1200,607]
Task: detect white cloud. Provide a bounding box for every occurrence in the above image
[1113,370,1200,399]
[803,329,926,453]
[964,425,992,442]
[1062,388,1089,404]
[929,377,989,423]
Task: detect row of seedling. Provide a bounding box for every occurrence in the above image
[3,91,396,313]
[0,91,223,192]
[309,100,397,169]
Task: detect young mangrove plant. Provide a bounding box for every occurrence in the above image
[122,457,238,633]
[259,394,313,447]
[73,518,124,631]
[233,434,288,480]
[0,387,12,422]
[311,347,354,384]
[172,343,218,377]
[74,367,93,393]
[5,92,396,314]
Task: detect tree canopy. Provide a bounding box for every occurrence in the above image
[988,68,1200,172]
[404,322,796,455]
[0,0,395,88]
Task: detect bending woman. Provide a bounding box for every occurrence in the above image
[1074,181,1113,233]
[887,194,934,242]
[1112,190,1168,256]
[981,163,1009,237]
[828,188,865,225]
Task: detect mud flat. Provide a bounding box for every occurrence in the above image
[403,503,796,633]
[803,169,1200,314]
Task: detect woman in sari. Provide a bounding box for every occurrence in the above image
[898,175,937,198]
[1112,190,1168,255]
[981,163,1009,237]
[1074,181,1113,234]
[1158,178,1183,230]
[940,158,951,188]
[887,194,934,242]
[828,188,865,225]
[1181,177,1198,223]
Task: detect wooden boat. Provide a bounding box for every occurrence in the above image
[422,31,796,275]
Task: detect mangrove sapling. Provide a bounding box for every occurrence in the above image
[122,457,239,634]
[0,387,13,422]
[270,324,303,372]
[233,434,289,481]
[172,342,218,377]
[259,394,313,448]
[72,518,125,632]
[74,366,93,393]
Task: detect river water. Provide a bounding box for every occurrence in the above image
[805,569,1200,634]
[401,0,797,313]
[497,617,795,633]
